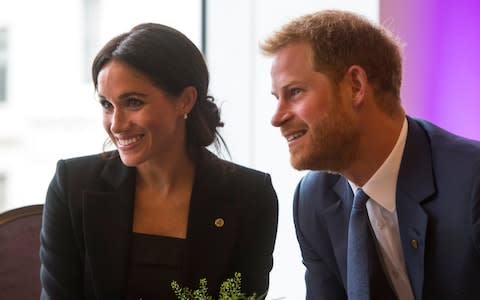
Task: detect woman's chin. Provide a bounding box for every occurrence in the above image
[119,153,141,167]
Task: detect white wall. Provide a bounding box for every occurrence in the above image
[207,1,378,298]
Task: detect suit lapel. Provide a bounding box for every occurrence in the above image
[184,151,227,282]
[396,117,436,300]
[323,177,352,287]
[82,156,136,298]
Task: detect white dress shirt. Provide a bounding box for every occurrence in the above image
[349,118,414,300]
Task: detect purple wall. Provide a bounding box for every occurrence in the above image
[380,0,480,140]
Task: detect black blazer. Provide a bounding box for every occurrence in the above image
[40,150,278,299]
[293,117,480,299]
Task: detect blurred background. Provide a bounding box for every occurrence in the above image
[1,0,479,298]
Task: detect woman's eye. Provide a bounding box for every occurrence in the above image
[127,98,143,107]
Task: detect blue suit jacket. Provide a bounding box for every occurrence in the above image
[40,149,278,299]
[293,117,480,299]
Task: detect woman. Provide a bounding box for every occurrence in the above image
[40,23,278,300]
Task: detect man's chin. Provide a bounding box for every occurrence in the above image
[290,156,314,171]
[290,155,341,174]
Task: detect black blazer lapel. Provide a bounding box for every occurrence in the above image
[82,157,136,299]
[184,151,245,293]
[396,117,436,300]
[184,152,228,283]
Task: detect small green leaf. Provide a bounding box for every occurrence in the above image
[171,273,260,300]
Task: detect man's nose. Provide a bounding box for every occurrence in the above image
[271,99,290,127]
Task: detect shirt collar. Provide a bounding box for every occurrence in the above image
[349,118,408,212]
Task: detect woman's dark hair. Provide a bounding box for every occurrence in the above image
[92,23,226,158]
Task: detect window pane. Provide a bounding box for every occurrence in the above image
[0,173,5,210]
[0,0,201,211]
[0,27,7,102]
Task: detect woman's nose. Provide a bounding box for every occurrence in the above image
[110,109,128,133]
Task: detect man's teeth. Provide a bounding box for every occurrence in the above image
[287,132,304,142]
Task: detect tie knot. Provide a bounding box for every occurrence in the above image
[352,188,369,209]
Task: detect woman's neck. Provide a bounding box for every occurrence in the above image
[135,149,196,197]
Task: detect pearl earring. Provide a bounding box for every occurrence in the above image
[184,113,188,120]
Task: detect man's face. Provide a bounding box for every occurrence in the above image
[270,42,360,172]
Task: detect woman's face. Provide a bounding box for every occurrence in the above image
[97,60,188,167]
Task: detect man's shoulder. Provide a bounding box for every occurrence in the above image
[300,171,342,189]
[413,118,480,164]
[414,118,480,150]
[295,171,344,205]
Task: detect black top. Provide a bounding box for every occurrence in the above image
[126,233,187,300]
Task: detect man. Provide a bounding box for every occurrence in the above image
[261,10,480,300]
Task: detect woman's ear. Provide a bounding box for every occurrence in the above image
[178,86,197,117]
[344,65,368,107]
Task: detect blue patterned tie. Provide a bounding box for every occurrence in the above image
[347,188,371,300]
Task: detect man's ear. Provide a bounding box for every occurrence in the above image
[344,65,368,107]
[178,86,197,116]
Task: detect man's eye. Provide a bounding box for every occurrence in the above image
[99,99,112,109]
[290,88,302,96]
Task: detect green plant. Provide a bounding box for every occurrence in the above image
[171,272,260,300]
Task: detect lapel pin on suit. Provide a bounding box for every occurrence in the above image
[411,239,418,249]
[214,218,225,228]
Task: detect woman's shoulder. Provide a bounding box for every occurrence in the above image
[61,150,115,163]
[54,151,127,183]
[201,150,269,178]
[198,150,273,195]
[59,151,119,168]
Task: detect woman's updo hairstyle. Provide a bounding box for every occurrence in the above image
[92,23,225,157]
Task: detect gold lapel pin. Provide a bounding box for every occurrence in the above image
[411,239,418,249]
[214,218,225,228]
